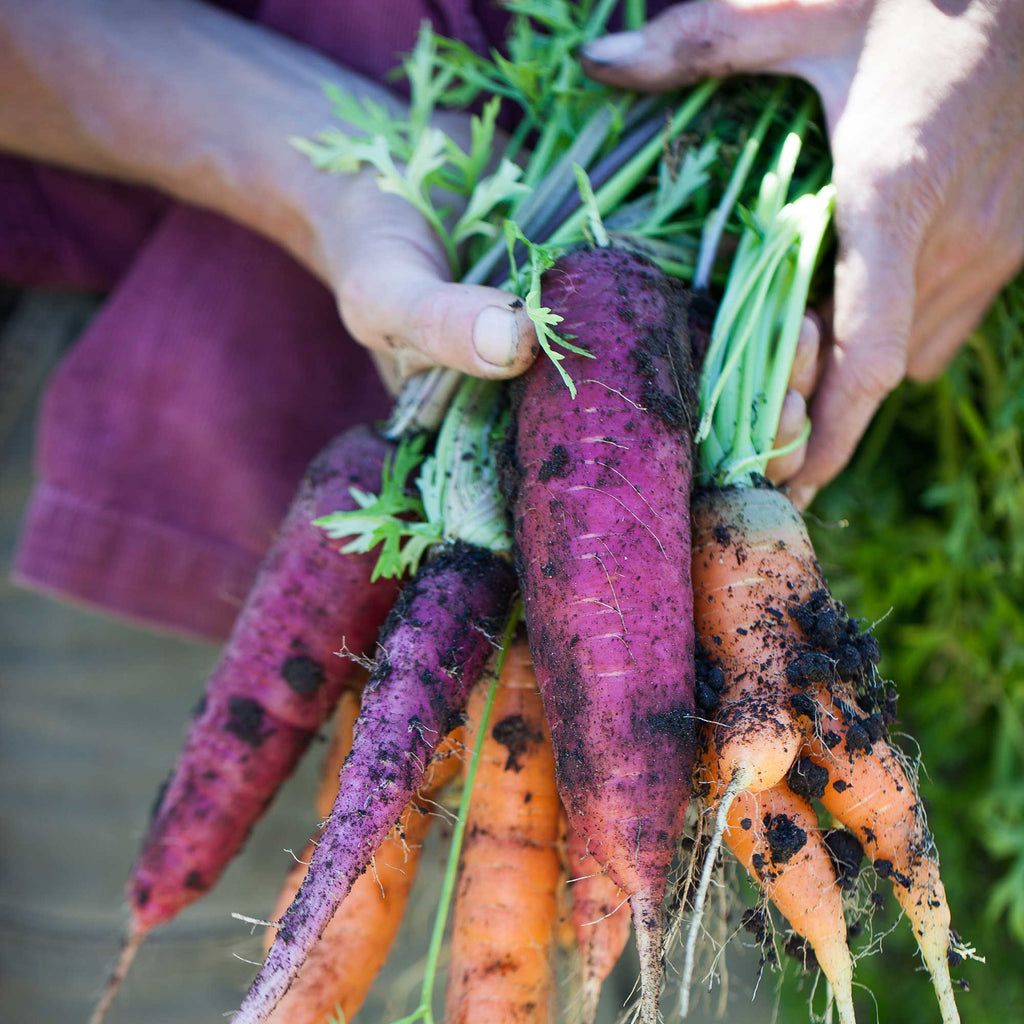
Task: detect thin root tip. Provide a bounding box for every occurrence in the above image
[578,977,601,1024]
[629,892,665,1024]
[832,982,857,1024]
[88,932,144,1024]
[928,960,962,1024]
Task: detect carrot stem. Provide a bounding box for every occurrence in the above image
[693,88,781,291]
[624,0,646,30]
[545,81,718,249]
[383,367,464,440]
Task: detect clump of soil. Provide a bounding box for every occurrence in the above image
[823,828,865,890]
[764,814,807,864]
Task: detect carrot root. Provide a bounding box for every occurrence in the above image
[723,785,857,1024]
[507,247,699,1022]
[233,544,516,1024]
[630,889,666,1024]
[679,767,752,1016]
[565,824,631,1024]
[445,637,562,1024]
[804,695,962,1024]
[87,932,143,1024]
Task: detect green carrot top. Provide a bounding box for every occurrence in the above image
[694,106,834,489]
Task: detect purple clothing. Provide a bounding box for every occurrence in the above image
[12,208,388,639]
[5,1,665,640]
[6,1,506,640]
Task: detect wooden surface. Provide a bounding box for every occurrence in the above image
[0,289,775,1024]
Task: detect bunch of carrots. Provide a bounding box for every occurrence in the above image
[88,4,978,1023]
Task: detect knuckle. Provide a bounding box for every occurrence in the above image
[406,287,454,359]
[843,340,907,402]
[656,2,729,67]
[659,2,715,43]
[833,137,942,243]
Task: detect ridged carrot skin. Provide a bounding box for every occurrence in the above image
[234,541,517,1024]
[446,636,562,1024]
[505,247,698,1021]
[263,702,462,1024]
[129,425,401,935]
[722,783,856,1024]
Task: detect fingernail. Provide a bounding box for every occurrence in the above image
[788,484,816,510]
[579,31,646,66]
[473,306,519,367]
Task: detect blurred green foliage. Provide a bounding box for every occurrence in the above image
[792,274,1024,1022]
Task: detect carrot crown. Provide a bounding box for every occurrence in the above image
[316,376,511,579]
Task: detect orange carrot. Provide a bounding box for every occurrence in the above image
[685,484,960,1023]
[312,688,361,820]
[565,822,631,1024]
[445,636,562,1024]
[803,690,960,1024]
[263,695,462,1024]
[721,782,855,1024]
[680,486,831,1011]
[691,487,817,799]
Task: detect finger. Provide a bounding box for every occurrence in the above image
[788,225,917,502]
[367,350,405,398]
[789,313,822,399]
[338,243,538,381]
[908,253,1020,380]
[579,0,845,91]
[766,388,808,485]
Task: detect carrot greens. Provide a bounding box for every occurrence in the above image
[695,117,834,486]
[294,4,726,394]
[316,376,510,580]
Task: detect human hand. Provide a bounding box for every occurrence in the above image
[303,161,538,394]
[581,0,1024,505]
[0,0,538,395]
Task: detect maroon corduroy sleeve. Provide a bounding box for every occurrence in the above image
[0,158,169,292]
[12,205,388,639]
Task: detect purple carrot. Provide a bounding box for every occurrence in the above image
[504,247,698,1022]
[128,426,401,935]
[232,541,516,1023]
[88,425,405,1024]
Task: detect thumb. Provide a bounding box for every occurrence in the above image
[337,237,538,382]
[579,0,844,91]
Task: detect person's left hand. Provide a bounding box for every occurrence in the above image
[581,0,1024,506]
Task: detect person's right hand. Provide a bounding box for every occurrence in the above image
[0,0,540,395]
[305,164,538,393]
